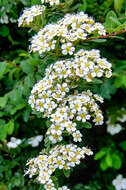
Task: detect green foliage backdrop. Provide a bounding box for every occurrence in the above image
[0,0,126,189]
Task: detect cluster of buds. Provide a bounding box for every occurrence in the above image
[30,12,106,55]
[25,144,93,188]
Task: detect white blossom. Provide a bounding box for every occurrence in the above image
[7,137,22,149]
[112,175,126,190]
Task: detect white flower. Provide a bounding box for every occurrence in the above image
[7,137,22,149]
[112,174,126,190]
[107,123,122,135]
[72,130,82,142]
[61,43,75,55]
[117,114,126,123]
[28,135,43,147]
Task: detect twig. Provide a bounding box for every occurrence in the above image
[83,29,126,42]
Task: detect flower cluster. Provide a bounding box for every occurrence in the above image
[112,174,126,190]
[18,5,46,27]
[28,49,112,143]
[41,0,60,6]
[30,12,106,55]
[25,144,93,188]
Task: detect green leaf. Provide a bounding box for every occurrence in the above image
[31,0,41,5]
[63,169,71,178]
[90,39,107,43]
[94,148,107,160]
[20,61,33,74]
[105,153,112,167]
[0,62,8,79]
[100,158,108,171]
[39,186,44,190]
[0,111,5,117]
[67,0,74,6]
[114,74,126,88]
[6,120,14,135]
[99,79,116,99]
[10,104,25,115]
[114,0,124,14]
[113,23,126,32]
[79,0,87,11]
[119,141,126,151]
[104,10,120,32]
[0,95,8,108]
[0,119,6,141]
[82,122,92,129]
[0,26,10,37]
[112,153,122,169]
[9,89,23,105]
[20,0,31,6]
[22,106,31,122]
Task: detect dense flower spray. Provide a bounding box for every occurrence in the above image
[18,1,112,189]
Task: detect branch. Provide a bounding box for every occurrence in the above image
[83,29,126,42]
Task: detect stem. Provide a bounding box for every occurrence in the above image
[83,29,126,42]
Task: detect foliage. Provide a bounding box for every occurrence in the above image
[0,0,126,189]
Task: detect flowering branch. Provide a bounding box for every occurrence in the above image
[83,29,126,42]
